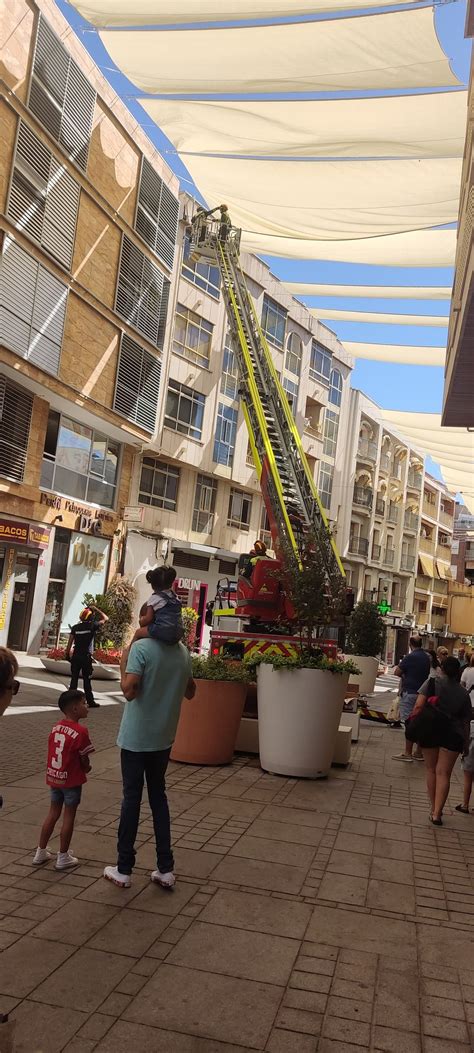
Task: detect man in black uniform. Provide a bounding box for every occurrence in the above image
[65,605,109,709]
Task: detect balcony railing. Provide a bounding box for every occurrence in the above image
[388,504,399,524]
[384,547,395,566]
[400,554,415,572]
[404,511,419,531]
[407,471,422,490]
[391,593,407,612]
[419,536,435,555]
[374,497,385,517]
[353,487,373,510]
[372,543,381,561]
[358,439,377,461]
[391,462,402,480]
[431,612,446,631]
[437,544,452,560]
[363,590,378,603]
[422,497,437,518]
[433,578,448,596]
[349,536,369,556]
[415,574,432,590]
[440,508,454,527]
[379,454,390,473]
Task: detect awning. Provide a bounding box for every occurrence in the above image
[419,554,435,577]
[241,227,456,266]
[343,343,445,366]
[72,0,422,27]
[436,562,453,580]
[285,283,452,301]
[310,309,448,328]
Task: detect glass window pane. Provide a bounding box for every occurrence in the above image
[56,419,92,474]
[91,436,106,477]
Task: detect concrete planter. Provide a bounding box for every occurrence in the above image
[349,655,378,694]
[257,664,348,778]
[171,679,247,765]
[41,658,120,681]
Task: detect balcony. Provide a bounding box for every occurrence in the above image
[440,507,454,527]
[404,511,419,532]
[363,590,378,603]
[384,547,395,566]
[391,462,402,481]
[379,454,390,473]
[353,486,373,511]
[372,543,381,561]
[419,535,435,555]
[358,439,377,462]
[349,536,369,557]
[415,575,432,591]
[387,503,399,525]
[437,543,452,560]
[433,578,448,596]
[422,496,437,519]
[400,553,415,572]
[431,612,447,631]
[407,470,422,491]
[374,497,386,517]
[391,593,407,613]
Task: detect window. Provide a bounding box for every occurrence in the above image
[173,304,213,367]
[228,488,252,531]
[318,461,333,510]
[41,410,120,507]
[135,158,179,270]
[329,368,342,407]
[214,403,238,467]
[260,504,272,548]
[115,234,170,349]
[164,380,205,440]
[221,338,239,401]
[192,474,217,533]
[261,294,286,349]
[139,457,179,510]
[182,233,220,298]
[114,334,161,432]
[7,122,80,270]
[323,409,339,459]
[0,238,67,377]
[285,332,302,376]
[282,375,298,411]
[28,15,96,172]
[0,376,33,483]
[310,341,332,383]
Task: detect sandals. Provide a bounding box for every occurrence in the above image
[429,813,443,826]
[455,804,470,814]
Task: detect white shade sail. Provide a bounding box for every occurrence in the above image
[286,283,452,300]
[73,0,420,27]
[143,92,467,160]
[343,343,446,366]
[382,410,474,512]
[242,228,457,265]
[310,308,449,327]
[183,155,461,241]
[101,9,459,94]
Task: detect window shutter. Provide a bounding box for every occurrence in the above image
[116,234,170,349]
[0,239,67,377]
[8,121,80,269]
[114,333,161,432]
[28,16,96,173]
[173,550,210,572]
[135,158,179,270]
[157,277,170,350]
[0,376,33,483]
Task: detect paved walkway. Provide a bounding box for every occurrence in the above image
[0,668,473,1052]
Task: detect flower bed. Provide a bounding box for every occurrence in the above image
[42,647,121,680]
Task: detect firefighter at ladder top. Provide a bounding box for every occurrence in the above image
[243,539,269,580]
[193,204,231,244]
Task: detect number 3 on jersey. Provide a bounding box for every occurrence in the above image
[51,732,66,770]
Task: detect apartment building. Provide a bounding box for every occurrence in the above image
[451,503,474,584]
[414,476,456,641]
[0,0,179,650]
[125,200,353,623]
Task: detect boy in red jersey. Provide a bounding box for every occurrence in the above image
[32,689,94,871]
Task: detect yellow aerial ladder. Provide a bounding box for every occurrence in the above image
[189,207,345,605]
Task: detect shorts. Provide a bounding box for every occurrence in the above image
[462,741,474,774]
[50,786,82,807]
[399,692,417,723]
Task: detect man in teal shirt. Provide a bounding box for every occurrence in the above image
[104,637,194,889]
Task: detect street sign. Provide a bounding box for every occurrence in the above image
[377,601,392,614]
[123,505,144,523]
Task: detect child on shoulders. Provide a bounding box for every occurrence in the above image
[132,566,184,646]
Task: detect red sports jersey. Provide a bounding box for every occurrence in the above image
[46,719,94,788]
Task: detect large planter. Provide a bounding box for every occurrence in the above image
[171,679,247,765]
[348,655,378,694]
[257,664,348,778]
[41,658,120,681]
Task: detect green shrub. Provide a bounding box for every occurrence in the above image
[191,655,252,683]
[346,600,386,658]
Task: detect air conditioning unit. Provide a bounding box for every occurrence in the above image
[423,623,432,633]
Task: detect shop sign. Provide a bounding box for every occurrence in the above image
[0,548,15,631]
[0,518,52,549]
[177,577,201,591]
[60,532,110,632]
[40,493,116,535]
[124,505,144,523]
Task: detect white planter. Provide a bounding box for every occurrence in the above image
[257,664,348,778]
[348,655,379,694]
[41,658,120,681]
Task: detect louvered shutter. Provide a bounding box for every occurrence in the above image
[7,121,80,269]
[28,16,96,173]
[0,376,33,483]
[114,333,161,432]
[157,278,170,350]
[115,235,171,349]
[135,158,179,270]
[0,240,67,377]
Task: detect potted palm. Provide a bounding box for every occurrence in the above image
[253,533,358,778]
[346,600,386,694]
[171,655,252,765]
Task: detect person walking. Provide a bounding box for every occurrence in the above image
[392,636,430,762]
[65,605,109,709]
[407,656,472,825]
[461,653,474,694]
[0,648,19,718]
[103,636,195,889]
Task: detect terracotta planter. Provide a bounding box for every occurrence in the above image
[171,679,247,765]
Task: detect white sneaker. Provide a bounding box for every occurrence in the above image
[151,869,175,889]
[103,865,131,888]
[32,847,53,866]
[55,852,79,871]
[392,753,414,763]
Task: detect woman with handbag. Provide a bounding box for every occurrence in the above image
[407,656,472,826]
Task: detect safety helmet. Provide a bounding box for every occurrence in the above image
[79,608,93,622]
[254,540,267,555]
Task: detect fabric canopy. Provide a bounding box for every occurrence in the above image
[242,228,457,265]
[310,308,448,327]
[342,343,445,366]
[73,0,420,27]
[101,9,459,94]
[437,562,451,579]
[419,554,435,578]
[144,92,467,160]
[183,155,461,241]
[382,411,474,513]
[286,283,452,300]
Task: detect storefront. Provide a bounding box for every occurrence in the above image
[0,517,53,653]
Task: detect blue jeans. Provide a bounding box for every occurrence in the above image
[117,748,173,876]
[50,786,82,807]
[400,692,417,723]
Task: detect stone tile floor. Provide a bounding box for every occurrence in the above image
[1,670,474,1051]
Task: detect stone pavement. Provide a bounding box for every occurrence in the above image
[0,668,474,1052]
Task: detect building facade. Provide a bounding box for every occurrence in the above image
[0,0,179,649]
[414,474,456,646]
[451,503,474,585]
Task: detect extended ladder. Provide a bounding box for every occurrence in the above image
[190,214,345,599]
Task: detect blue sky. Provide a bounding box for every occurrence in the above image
[59,0,471,423]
